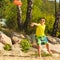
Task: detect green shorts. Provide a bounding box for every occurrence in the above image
[36,36,48,45]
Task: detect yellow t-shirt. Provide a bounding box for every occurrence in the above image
[36,24,45,37]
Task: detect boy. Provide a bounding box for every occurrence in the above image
[31,17,52,57]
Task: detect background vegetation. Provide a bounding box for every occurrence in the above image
[0,0,60,37]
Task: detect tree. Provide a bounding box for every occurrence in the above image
[0,0,5,19]
[1,0,56,35]
[4,0,18,30]
[52,0,59,36]
[16,0,23,30]
[23,0,33,32]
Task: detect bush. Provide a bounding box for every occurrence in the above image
[31,51,52,57]
[41,52,52,57]
[20,39,32,52]
[56,32,60,37]
[3,44,12,51]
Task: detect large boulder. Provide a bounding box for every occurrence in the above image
[47,36,57,44]
[11,32,25,44]
[47,36,60,44]
[12,36,22,44]
[54,37,60,44]
[11,32,25,38]
[0,43,4,50]
[0,32,12,45]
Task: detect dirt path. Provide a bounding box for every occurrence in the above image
[0,42,60,60]
[0,56,60,60]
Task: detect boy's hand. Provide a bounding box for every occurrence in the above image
[31,23,35,27]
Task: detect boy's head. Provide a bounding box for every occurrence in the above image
[39,17,45,24]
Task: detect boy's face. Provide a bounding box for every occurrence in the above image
[40,19,45,24]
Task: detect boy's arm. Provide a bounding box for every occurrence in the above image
[31,23,40,27]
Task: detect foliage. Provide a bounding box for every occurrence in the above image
[41,52,52,57]
[45,15,55,34]
[5,3,18,30]
[1,0,59,36]
[3,44,12,51]
[1,0,18,30]
[31,51,52,57]
[21,0,27,22]
[31,0,55,34]
[1,28,12,37]
[20,39,32,52]
[56,32,60,37]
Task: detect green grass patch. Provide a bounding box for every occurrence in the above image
[20,39,32,53]
[31,52,52,57]
[3,44,12,51]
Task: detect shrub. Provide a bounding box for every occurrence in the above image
[3,44,12,51]
[20,39,32,52]
[56,32,60,37]
[31,52,52,57]
[41,52,52,57]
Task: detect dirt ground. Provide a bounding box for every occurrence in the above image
[0,55,60,60]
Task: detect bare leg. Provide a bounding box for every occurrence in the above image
[46,43,52,54]
[37,45,41,57]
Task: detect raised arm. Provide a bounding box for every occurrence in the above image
[31,22,40,27]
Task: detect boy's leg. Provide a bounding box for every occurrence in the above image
[37,40,41,57]
[44,36,52,54]
[37,44,41,57]
[46,43,52,54]
[36,37,41,57]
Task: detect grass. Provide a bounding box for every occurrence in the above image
[41,52,52,57]
[3,44,12,51]
[31,52,52,57]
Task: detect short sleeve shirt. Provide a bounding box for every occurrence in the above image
[36,24,45,37]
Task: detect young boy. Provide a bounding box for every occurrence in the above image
[31,17,51,57]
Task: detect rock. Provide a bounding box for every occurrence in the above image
[20,34,25,39]
[47,36,57,44]
[11,43,23,56]
[25,34,36,44]
[49,44,60,54]
[41,43,60,54]
[55,37,60,44]
[12,36,22,44]
[25,35,31,40]
[11,32,25,39]
[52,53,59,57]
[47,36,60,44]
[0,32,12,45]
[0,43,4,50]
[30,34,36,44]
[11,32,25,44]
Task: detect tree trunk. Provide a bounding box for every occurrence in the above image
[17,0,22,30]
[24,0,33,32]
[52,0,59,36]
[52,17,59,36]
[0,0,3,19]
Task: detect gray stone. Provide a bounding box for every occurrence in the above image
[0,32,12,45]
[12,36,22,44]
[47,36,57,44]
[25,35,31,40]
[11,32,25,39]
[0,43,4,50]
[30,34,36,43]
[55,37,60,43]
